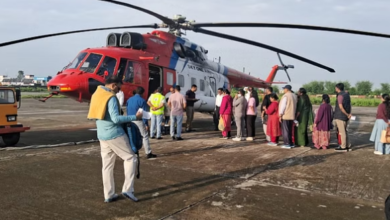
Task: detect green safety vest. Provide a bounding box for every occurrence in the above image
[150,93,165,115]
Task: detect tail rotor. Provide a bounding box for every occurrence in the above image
[277,53,294,82]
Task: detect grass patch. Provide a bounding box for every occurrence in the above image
[309,97,381,107]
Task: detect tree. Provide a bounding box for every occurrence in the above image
[324,81,336,94]
[372,89,382,96]
[340,81,351,91]
[272,85,279,94]
[355,81,373,95]
[380,83,390,95]
[348,87,357,95]
[311,81,324,95]
[17,70,24,81]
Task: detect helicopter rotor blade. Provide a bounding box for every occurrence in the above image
[99,0,176,26]
[194,27,335,73]
[0,24,159,47]
[192,23,390,39]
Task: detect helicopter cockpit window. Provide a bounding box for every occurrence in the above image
[123,61,142,84]
[66,52,87,70]
[79,53,103,73]
[97,56,117,78]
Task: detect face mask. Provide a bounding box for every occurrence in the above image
[238,94,242,97]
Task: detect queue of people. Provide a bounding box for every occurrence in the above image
[215,83,359,153]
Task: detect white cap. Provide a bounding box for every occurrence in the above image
[244,87,248,91]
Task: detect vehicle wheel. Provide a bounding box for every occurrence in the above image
[2,133,20,146]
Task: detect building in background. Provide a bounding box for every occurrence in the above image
[33,76,52,86]
[0,74,52,86]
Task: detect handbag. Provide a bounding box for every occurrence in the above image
[380,126,390,144]
[218,117,225,131]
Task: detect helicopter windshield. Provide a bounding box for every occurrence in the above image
[79,53,103,73]
[66,52,87,70]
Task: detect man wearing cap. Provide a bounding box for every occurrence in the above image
[279,85,297,149]
[147,87,165,139]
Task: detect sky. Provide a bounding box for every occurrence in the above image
[1,0,390,90]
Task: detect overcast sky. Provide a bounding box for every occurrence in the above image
[1,0,390,89]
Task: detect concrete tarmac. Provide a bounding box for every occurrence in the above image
[0,98,388,220]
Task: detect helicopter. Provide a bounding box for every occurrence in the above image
[1,0,390,112]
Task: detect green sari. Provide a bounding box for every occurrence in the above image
[295,96,314,146]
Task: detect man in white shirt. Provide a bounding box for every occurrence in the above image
[213,88,224,131]
[116,90,125,114]
[244,87,250,101]
[278,85,297,149]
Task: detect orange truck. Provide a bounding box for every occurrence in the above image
[0,87,30,146]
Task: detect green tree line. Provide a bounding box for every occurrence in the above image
[301,81,390,96]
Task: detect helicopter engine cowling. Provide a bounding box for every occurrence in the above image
[120,32,146,49]
[106,33,122,47]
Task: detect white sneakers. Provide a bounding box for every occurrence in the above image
[232,137,243,141]
[122,192,139,202]
[374,151,383,155]
[246,137,254,141]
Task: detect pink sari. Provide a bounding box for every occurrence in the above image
[221,114,231,137]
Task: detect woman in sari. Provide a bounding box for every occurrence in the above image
[312,94,333,150]
[295,88,314,147]
[266,93,281,146]
[219,89,233,139]
[369,94,390,155]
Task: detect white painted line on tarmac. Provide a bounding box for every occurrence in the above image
[19,110,88,115]
[0,139,98,151]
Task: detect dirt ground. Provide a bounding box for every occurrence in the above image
[0,98,388,220]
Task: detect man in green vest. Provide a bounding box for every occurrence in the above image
[147,87,165,139]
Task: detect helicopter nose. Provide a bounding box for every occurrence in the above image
[47,72,80,93]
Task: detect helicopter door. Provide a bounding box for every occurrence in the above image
[209,77,217,97]
[148,65,162,97]
[163,68,176,95]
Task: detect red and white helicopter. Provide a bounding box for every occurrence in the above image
[1,0,390,112]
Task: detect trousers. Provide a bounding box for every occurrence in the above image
[133,121,152,154]
[213,106,220,130]
[263,115,270,141]
[235,115,245,138]
[246,115,257,137]
[99,135,136,200]
[170,115,183,137]
[186,106,195,130]
[335,119,350,149]
[151,114,163,138]
[282,120,294,146]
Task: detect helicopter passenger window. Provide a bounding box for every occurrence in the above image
[200,79,205,91]
[167,72,173,85]
[79,53,103,73]
[191,77,196,86]
[178,75,185,87]
[66,52,87,70]
[97,56,117,78]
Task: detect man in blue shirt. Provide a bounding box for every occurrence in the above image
[126,86,157,159]
[88,76,142,203]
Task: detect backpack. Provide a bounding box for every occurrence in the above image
[124,122,143,178]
